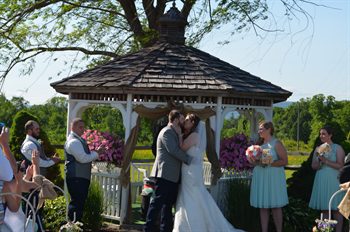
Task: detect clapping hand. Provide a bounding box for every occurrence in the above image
[32,149,40,166]
[340,182,350,190]
[0,126,9,147]
[25,165,34,180]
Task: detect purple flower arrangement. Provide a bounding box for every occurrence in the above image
[219,133,253,171]
[82,129,124,167]
[313,219,336,232]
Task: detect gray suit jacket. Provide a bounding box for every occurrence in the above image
[150,125,191,183]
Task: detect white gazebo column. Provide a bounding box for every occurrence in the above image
[209,97,223,197]
[249,109,258,142]
[215,97,223,156]
[119,93,133,224]
[66,99,90,136]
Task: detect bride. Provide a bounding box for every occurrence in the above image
[173,113,244,232]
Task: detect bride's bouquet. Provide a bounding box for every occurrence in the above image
[245,145,263,162]
[316,143,332,158]
[82,129,124,167]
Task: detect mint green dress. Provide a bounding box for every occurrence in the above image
[309,143,344,210]
[250,138,289,208]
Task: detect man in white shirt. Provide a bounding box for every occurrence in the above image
[65,118,99,222]
[21,120,60,176]
[21,120,60,231]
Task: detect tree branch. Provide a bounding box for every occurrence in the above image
[182,0,196,21]
[0,51,45,88]
[142,0,156,29]
[117,0,145,42]
[1,0,62,32]
[72,12,131,32]
[236,3,281,36]
[23,46,118,58]
[62,0,127,20]
[143,0,168,30]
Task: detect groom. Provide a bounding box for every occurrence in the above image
[143,110,192,232]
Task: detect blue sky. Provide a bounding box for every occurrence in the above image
[2,0,349,104]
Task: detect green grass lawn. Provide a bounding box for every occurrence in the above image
[288,154,309,165]
[285,154,309,180]
[133,149,154,160]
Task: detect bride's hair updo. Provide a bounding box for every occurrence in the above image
[183,113,200,139]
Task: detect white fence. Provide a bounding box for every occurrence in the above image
[91,163,121,221]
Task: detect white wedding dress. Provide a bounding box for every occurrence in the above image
[173,145,244,232]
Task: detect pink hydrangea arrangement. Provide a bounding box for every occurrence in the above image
[219,133,253,171]
[82,129,124,167]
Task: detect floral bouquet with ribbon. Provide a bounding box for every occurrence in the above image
[82,129,124,167]
[261,149,273,166]
[245,145,263,162]
[316,143,332,158]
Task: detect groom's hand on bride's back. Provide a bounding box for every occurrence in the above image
[185,156,192,165]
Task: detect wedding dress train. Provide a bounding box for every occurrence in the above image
[173,146,244,232]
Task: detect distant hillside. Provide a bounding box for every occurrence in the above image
[273,101,294,108]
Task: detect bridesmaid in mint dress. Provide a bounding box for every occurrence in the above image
[309,125,345,232]
[248,121,288,232]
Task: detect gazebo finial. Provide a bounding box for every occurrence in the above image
[157,1,188,44]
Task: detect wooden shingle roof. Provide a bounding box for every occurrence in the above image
[51,42,291,103]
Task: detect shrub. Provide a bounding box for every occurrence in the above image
[283,197,318,232]
[43,196,67,230]
[82,180,104,231]
[225,178,260,231]
[9,110,63,187]
[225,179,318,232]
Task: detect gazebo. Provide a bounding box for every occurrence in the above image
[51,4,291,224]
